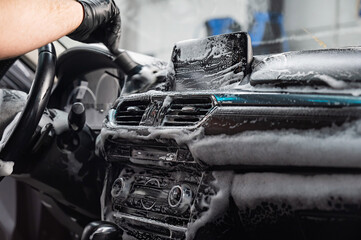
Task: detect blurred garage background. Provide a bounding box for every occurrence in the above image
[115,0,361,60]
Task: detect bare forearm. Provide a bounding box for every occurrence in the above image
[0,0,83,59]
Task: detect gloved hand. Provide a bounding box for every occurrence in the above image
[68,0,121,53]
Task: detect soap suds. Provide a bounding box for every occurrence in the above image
[232,173,361,211]
[0,112,21,176]
[0,90,26,133]
[189,120,361,168]
[96,126,204,158]
[186,171,233,240]
[314,74,348,89]
[0,160,14,177]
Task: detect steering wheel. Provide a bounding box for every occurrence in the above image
[0,43,56,178]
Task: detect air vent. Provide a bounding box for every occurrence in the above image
[114,100,149,126]
[163,97,213,126]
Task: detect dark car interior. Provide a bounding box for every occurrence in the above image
[1,25,361,240]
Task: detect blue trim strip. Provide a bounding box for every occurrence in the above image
[214,94,361,107]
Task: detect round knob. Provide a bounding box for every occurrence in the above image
[168,186,182,207]
[81,221,123,240]
[68,102,86,132]
[168,184,193,210]
[111,178,125,198]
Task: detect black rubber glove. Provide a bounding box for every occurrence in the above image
[68,0,121,53]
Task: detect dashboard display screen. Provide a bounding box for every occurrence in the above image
[172,32,252,90]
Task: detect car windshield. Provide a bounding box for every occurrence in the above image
[58,0,361,61]
[107,0,361,61]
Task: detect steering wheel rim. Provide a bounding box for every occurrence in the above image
[0,43,56,176]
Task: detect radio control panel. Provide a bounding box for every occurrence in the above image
[110,166,201,227]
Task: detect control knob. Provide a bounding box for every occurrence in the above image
[168,184,193,211]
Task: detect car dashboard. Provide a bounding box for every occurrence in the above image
[89,34,361,239]
[21,33,361,240]
[97,90,361,240]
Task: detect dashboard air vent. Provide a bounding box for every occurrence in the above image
[115,100,149,126]
[163,97,213,126]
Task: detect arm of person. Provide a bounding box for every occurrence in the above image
[0,0,84,59]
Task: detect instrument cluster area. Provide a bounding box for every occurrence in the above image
[59,68,122,129]
[50,46,126,130]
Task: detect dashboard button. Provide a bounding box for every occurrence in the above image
[140,178,160,210]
